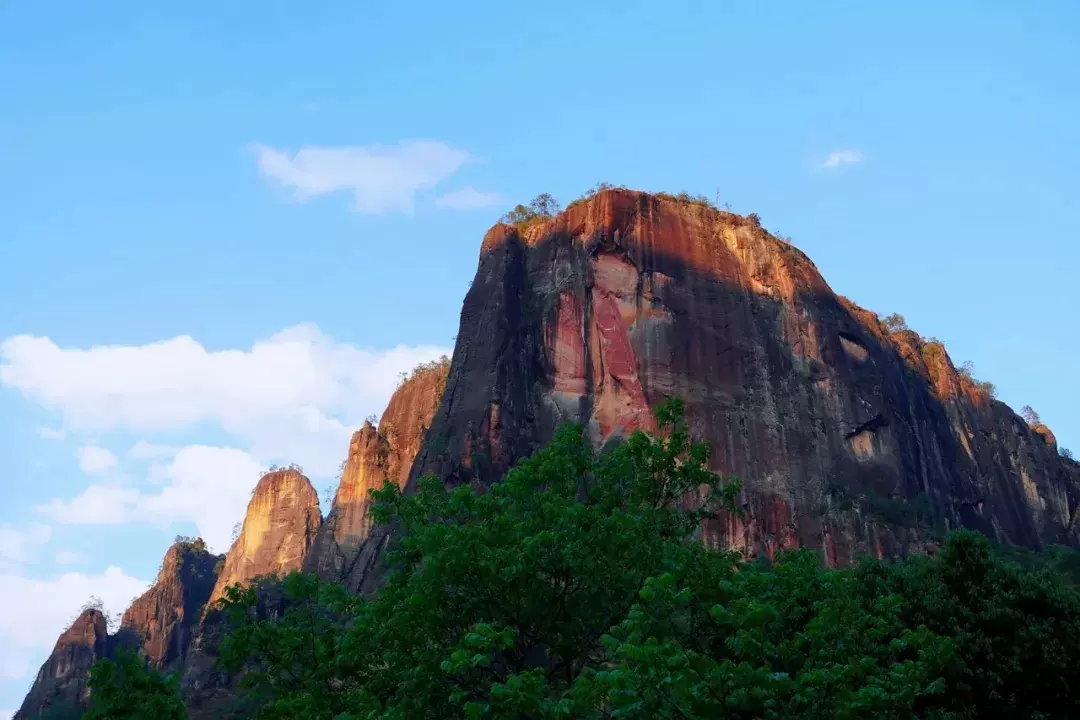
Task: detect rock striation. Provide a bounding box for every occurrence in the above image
[392,189,1079,571]
[305,359,448,589]
[206,468,322,610]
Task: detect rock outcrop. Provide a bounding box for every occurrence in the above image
[206,468,322,609]
[385,189,1080,572]
[121,538,221,669]
[305,359,449,589]
[16,609,109,719]
[16,187,1079,718]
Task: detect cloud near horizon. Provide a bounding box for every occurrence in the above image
[434,186,502,210]
[822,149,864,169]
[1,324,451,552]
[253,140,473,213]
[0,566,149,681]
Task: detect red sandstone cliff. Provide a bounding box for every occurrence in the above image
[121,538,221,669]
[305,359,449,589]
[15,609,109,719]
[369,189,1080,575]
[17,188,1080,717]
[206,468,322,610]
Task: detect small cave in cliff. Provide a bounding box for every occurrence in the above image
[845,413,888,460]
[838,331,870,363]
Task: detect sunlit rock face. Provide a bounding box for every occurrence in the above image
[305,361,448,589]
[398,189,1079,570]
[207,468,321,610]
[121,539,221,668]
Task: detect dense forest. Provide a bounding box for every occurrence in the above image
[83,400,1080,719]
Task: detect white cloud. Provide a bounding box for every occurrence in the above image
[0,524,51,565]
[1,324,450,477]
[128,440,176,460]
[54,550,80,566]
[253,140,470,213]
[435,186,502,211]
[38,486,139,526]
[0,566,148,683]
[76,445,118,475]
[40,445,263,552]
[36,427,64,440]
[822,149,864,169]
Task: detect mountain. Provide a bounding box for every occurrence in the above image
[304,358,448,590]
[14,364,448,718]
[121,539,220,669]
[15,609,109,719]
[205,468,321,612]
[391,188,1078,572]
[16,188,1078,716]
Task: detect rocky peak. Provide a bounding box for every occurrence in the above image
[394,187,1079,577]
[121,538,221,668]
[16,609,108,719]
[305,359,449,588]
[206,468,321,610]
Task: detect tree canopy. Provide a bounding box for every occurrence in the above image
[87,399,1080,719]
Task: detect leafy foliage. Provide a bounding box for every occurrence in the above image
[1021,405,1042,425]
[206,399,1080,718]
[85,649,187,720]
[397,354,451,388]
[500,193,561,227]
[957,360,997,398]
[882,313,909,333]
[71,398,1075,719]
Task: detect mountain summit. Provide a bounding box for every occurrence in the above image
[16,188,1078,717]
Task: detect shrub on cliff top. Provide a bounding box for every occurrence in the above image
[882,313,909,333]
[500,193,561,227]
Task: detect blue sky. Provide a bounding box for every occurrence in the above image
[1,0,1078,713]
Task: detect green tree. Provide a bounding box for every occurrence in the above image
[85,649,187,720]
[500,193,561,226]
[216,399,1080,719]
[882,313,909,332]
[220,399,742,717]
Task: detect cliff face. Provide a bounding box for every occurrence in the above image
[206,468,322,609]
[305,361,448,589]
[393,189,1079,568]
[16,609,109,719]
[121,539,221,669]
[16,187,1079,717]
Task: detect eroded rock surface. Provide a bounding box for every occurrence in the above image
[16,609,109,719]
[306,360,448,589]
[122,538,221,669]
[207,468,321,609]
[396,189,1079,569]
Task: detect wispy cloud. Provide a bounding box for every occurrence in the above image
[435,186,502,211]
[822,149,864,169]
[76,446,118,475]
[2,326,448,476]
[253,140,471,214]
[40,446,264,552]
[0,524,51,566]
[54,550,80,566]
[0,566,148,682]
[3,325,451,551]
[37,427,65,440]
